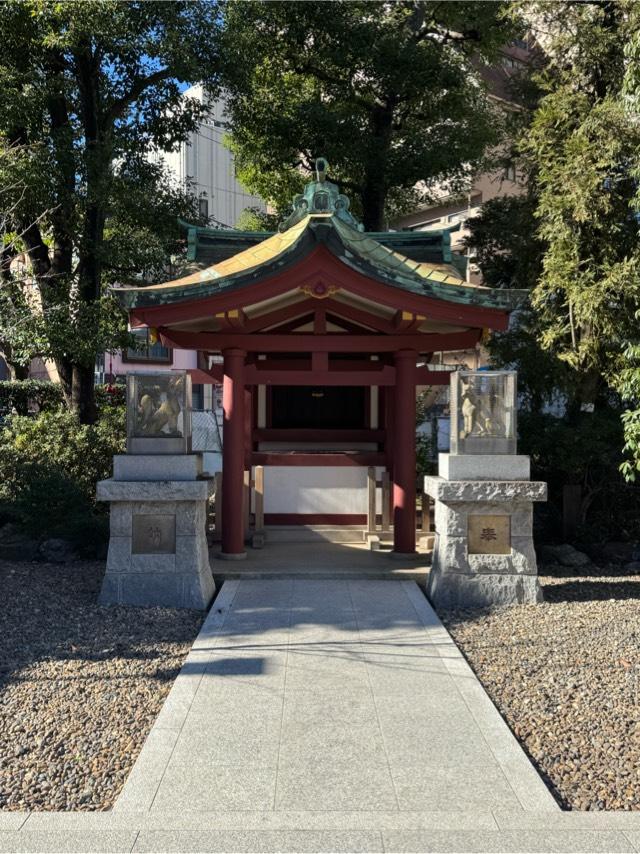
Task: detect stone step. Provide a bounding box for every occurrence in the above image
[263,525,370,543]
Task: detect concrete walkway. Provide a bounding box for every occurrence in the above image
[4,580,640,852]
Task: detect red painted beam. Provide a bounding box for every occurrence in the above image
[185,367,222,385]
[246,366,397,386]
[249,452,386,467]
[159,328,481,354]
[188,363,452,387]
[415,368,454,386]
[249,358,393,370]
[254,428,385,442]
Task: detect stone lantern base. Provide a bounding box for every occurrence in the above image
[424,454,547,609]
[96,455,215,610]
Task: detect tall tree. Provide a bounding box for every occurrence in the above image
[220,0,516,230]
[467,1,640,526]
[0,1,221,422]
[521,1,640,418]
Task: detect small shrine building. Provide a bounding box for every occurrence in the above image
[114,161,523,559]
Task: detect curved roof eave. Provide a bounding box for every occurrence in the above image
[113,213,527,314]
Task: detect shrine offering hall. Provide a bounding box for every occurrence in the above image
[114,161,523,558]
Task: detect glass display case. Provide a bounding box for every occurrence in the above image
[450,370,517,455]
[126,371,192,454]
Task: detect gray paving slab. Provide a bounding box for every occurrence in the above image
[152,762,278,813]
[19,811,498,832]
[382,830,634,854]
[132,829,384,852]
[493,811,640,831]
[381,829,636,853]
[0,814,29,831]
[0,831,138,853]
[391,763,524,812]
[274,758,399,811]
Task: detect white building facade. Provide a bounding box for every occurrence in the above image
[155,85,265,228]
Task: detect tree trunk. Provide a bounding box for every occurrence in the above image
[360,104,393,231]
[361,180,387,231]
[71,363,97,424]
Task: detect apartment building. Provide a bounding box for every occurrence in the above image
[393,38,536,282]
[153,85,265,229]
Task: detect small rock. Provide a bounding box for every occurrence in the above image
[541,543,591,568]
[38,538,77,564]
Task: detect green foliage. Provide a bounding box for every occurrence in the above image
[234,207,279,233]
[517,408,640,541]
[468,2,640,518]
[0,1,222,420]
[0,406,126,553]
[467,194,543,293]
[0,380,64,415]
[94,383,126,409]
[416,433,436,479]
[220,0,516,229]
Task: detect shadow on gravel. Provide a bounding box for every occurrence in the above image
[542,578,640,602]
[0,559,203,689]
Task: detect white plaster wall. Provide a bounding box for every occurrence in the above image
[263,466,381,515]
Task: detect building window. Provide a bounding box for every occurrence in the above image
[124,329,172,363]
[504,163,517,182]
[192,383,204,411]
[199,196,209,220]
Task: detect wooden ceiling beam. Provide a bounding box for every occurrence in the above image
[160,328,481,354]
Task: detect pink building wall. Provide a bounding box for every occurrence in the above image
[105,348,198,379]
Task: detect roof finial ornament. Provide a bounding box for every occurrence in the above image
[279,156,364,232]
[315,157,328,183]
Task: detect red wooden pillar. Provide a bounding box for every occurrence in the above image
[393,349,417,554]
[221,347,247,559]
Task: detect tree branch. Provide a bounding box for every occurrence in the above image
[108,68,173,122]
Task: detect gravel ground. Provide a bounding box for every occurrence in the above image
[441,564,640,811]
[0,559,203,811]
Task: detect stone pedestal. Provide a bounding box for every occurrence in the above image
[425,454,546,609]
[96,455,215,610]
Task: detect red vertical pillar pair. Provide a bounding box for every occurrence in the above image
[220,346,417,557]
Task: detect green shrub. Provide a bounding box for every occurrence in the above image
[95,382,126,408]
[0,380,64,415]
[0,407,125,554]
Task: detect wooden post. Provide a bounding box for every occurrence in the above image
[214,471,223,541]
[221,347,247,557]
[421,492,429,532]
[381,470,391,533]
[244,469,251,537]
[393,350,417,554]
[367,466,377,533]
[254,465,265,532]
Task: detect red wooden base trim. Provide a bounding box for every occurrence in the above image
[265,513,367,526]
[249,452,386,467]
[254,428,384,442]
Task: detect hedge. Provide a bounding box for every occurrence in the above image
[0,380,64,414]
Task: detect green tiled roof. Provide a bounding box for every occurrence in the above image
[114,212,526,313]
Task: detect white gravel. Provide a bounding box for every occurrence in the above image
[0,559,203,811]
[441,565,640,811]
